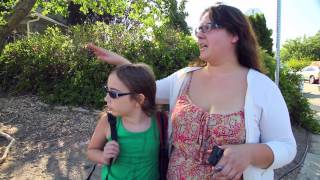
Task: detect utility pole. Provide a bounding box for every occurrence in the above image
[275,0,281,86]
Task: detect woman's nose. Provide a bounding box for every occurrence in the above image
[196,31,205,39]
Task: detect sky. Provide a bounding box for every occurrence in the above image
[180,0,320,50]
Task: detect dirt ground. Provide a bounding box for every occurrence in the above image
[0,83,318,180]
[0,95,101,180]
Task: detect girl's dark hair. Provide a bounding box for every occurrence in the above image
[110,63,156,116]
[194,3,262,72]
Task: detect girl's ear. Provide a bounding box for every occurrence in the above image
[135,94,145,106]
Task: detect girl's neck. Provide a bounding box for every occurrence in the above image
[121,110,151,133]
[121,109,150,125]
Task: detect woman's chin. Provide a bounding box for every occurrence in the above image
[199,54,209,62]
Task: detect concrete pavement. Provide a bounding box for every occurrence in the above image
[297,83,320,180]
[297,134,320,180]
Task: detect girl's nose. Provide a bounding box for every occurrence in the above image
[104,95,111,103]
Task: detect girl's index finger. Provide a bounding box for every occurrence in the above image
[107,140,119,147]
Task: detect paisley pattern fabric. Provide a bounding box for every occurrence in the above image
[167,74,246,180]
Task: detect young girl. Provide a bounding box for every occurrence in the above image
[87,63,160,179]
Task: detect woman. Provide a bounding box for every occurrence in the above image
[87,3,296,180]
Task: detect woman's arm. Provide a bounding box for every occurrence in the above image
[213,143,274,180]
[87,43,182,105]
[213,78,296,179]
[221,143,274,168]
[246,144,274,168]
[87,43,170,104]
[155,77,173,105]
[86,43,131,65]
[259,81,297,169]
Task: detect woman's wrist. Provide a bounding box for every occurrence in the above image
[247,144,274,169]
[246,144,254,165]
[118,57,131,65]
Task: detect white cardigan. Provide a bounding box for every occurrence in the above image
[156,67,297,180]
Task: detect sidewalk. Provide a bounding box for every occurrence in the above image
[297,133,320,180]
[297,83,320,180]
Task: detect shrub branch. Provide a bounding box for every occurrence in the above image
[0,131,15,164]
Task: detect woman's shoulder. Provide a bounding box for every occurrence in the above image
[161,66,202,83]
[174,66,202,76]
[248,69,277,88]
[248,69,284,102]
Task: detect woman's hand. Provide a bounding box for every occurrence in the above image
[86,43,131,65]
[212,144,251,180]
[102,140,120,164]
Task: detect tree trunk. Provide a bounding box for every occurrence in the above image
[0,0,37,54]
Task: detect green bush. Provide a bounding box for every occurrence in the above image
[260,49,276,79]
[0,27,109,108]
[285,58,312,72]
[261,51,320,133]
[280,69,320,133]
[1,22,319,133]
[0,23,198,108]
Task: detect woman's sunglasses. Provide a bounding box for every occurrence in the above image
[104,85,136,99]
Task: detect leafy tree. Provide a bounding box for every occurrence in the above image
[306,31,320,60]
[285,58,312,72]
[162,0,190,35]
[66,2,115,25]
[281,31,320,62]
[0,0,190,53]
[281,37,309,62]
[248,13,273,55]
[0,0,37,54]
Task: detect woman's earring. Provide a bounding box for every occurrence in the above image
[232,35,239,43]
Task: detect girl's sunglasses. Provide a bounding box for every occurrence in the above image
[104,85,136,99]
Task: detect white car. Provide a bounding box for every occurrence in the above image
[297,65,320,84]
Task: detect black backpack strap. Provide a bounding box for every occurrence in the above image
[156,111,169,180]
[86,113,118,180]
[106,113,117,180]
[108,113,117,141]
[86,164,96,180]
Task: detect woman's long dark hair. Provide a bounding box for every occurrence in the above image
[193,3,262,72]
